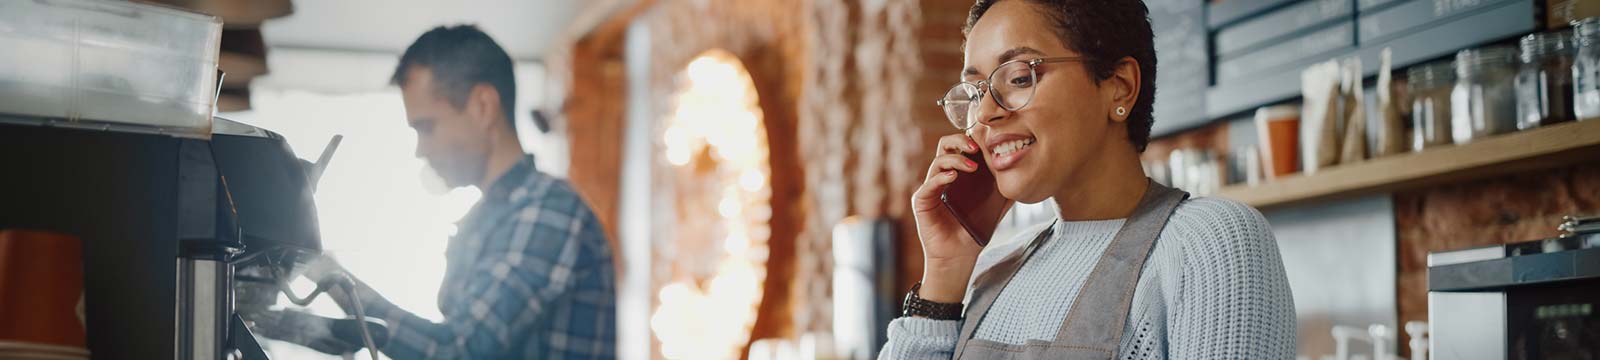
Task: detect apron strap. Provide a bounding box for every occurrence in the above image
[1050,180,1188,348]
[952,219,1057,359]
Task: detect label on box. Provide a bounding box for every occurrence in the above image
[1216,0,1355,57]
[1359,0,1519,44]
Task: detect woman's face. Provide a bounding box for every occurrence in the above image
[963,1,1125,204]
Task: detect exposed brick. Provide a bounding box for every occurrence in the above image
[1393,162,1600,354]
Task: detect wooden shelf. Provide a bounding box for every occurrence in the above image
[1215,119,1600,210]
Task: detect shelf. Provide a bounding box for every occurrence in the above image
[1215,119,1600,210]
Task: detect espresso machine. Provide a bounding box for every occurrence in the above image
[0,0,379,356]
[0,114,339,359]
[1427,216,1600,359]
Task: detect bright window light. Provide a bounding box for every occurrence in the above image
[224,88,479,359]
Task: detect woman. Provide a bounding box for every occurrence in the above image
[882,0,1296,359]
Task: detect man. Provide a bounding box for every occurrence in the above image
[259,25,617,359]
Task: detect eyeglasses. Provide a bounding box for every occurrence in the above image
[936,57,1085,130]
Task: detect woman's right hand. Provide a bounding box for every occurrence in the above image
[909,133,990,303]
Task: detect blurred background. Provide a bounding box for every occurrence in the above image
[2,0,1599,359]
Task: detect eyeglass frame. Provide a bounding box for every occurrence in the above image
[934,56,1087,130]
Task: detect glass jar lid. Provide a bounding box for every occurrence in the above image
[1455,46,1518,75]
[1574,17,1600,45]
[1408,60,1457,89]
[1521,31,1574,62]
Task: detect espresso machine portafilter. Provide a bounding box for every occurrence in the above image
[213,120,387,359]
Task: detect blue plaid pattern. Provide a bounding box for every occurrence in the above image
[360,155,616,359]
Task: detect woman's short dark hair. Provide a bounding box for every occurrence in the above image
[966,0,1157,152]
[391,25,518,131]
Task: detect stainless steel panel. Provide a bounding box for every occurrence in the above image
[832,218,895,360]
[178,258,231,360]
[1265,195,1398,357]
[1429,246,1506,267]
[1429,291,1507,359]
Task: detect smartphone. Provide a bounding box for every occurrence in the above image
[940,151,1010,246]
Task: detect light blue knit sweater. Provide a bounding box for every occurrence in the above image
[881,197,1297,359]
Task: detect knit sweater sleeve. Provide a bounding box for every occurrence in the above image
[1165,197,1297,358]
[878,316,961,360]
[876,220,1053,360]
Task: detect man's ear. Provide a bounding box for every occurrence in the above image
[468,84,502,130]
[1107,56,1141,123]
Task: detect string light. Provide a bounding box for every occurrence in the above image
[653,50,773,359]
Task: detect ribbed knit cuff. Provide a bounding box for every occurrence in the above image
[897,316,959,334]
[882,317,962,359]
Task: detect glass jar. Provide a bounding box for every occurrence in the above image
[1573,17,1600,120]
[1451,46,1519,144]
[1516,31,1576,130]
[1409,60,1455,151]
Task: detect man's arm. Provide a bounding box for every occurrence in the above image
[361,198,604,359]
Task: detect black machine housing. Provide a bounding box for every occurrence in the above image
[0,114,328,358]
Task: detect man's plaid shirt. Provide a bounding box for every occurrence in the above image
[360,155,616,359]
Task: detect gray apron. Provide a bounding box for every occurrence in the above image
[952,180,1189,359]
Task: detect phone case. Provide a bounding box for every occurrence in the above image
[941,152,1001,246]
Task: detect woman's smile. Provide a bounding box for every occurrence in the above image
[985,131,1036,171]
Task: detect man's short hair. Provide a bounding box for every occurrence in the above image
[391,25,517,131]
